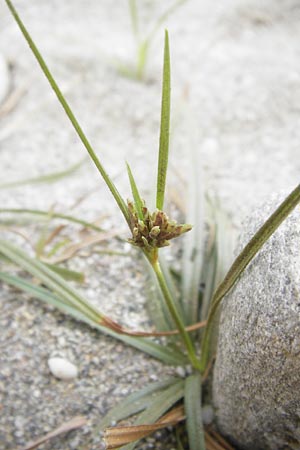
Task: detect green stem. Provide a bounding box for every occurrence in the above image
[151,257,201,370]
[5,0,129,226]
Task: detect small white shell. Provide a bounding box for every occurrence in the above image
[48,357,78,380]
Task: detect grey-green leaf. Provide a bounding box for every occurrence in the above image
[126,162,144,220]
[0,208,104,232]
[0,271,185,366]
[122,379,184,450]
[100,376,180,429]
[184,373,205,450]
[0,157,87,190]
[156,30,171,211]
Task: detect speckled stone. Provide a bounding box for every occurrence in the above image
[213,192,300,450]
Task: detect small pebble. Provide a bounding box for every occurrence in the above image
[202,404,214,425]
[48,357,78,380]
[175,366,186,378]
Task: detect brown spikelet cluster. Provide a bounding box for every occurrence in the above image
[127,200,192,251]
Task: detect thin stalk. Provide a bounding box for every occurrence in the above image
[151,258,201,370]
[5,0,129,226]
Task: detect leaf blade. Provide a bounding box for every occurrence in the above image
[4,0,129,224]
[184,373,205,450]
[156,30,171,211]
[0,271,185,366]
[126,162,144,220]
[0,157,87,190]
[121,379,184,450]
[0,208,104,232]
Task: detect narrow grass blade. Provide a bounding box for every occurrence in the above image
[0,271,185,365]
[45,263,85,283]
[0,208,104,232]
[0,271,88,321]
[0,157,87,190]
[147,0,187,43]
[104,406,184,449]
[126,162,144,220]
[0,239,102,322]
[128,0,138,39]
[121,379,184,450]
[200,203,234,323]
[181,123,205,325]
[200,183,300,372]
[5,0,129,225]
[184,374,205,450]
[100,377,180,429]
[136,40,149,80]
[156,30,171,211]
[175,428,185,450]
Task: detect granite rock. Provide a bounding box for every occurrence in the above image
[213,192,300,450]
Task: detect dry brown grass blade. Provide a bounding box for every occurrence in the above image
[21,416,87,450]
[0,226,33,248]
[104,406,185,449]
[101,316,206,337]
[42,230,118,263]
[0,84,27,117]
[205,427,235,450]
[41,224,66,249]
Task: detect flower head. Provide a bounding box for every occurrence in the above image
[127,200,192,252]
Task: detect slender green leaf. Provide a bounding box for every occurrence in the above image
[98,325,186,366]
[156,30,171,210]
[0,239,101,322]
[126,162,144,220]
[184,374,205,450]
[0,271,84,317]
[146,0,187,44]
[45,263,85,283]
[200,183,300,372]
[0,208,104,232]
[0,157,87,190]
[45,238,72,259]
[122,379,184,450]
[128,0,138,39]
[181,120,205,325]
[175,427,185,450]
[5,0,129,225]
[0,271,185,366]
[136,40,149,80]
[200,201,234,323]
[100,377,180,429]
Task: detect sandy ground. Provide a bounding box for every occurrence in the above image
[1,0,300,449]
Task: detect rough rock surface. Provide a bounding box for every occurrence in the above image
[213,193,300,450]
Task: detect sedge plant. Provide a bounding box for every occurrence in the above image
[121,0,187,80]
[2,1,300,449]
